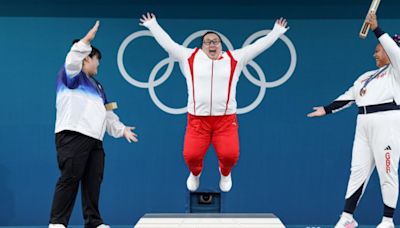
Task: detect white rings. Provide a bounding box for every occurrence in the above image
[117,29,296,115]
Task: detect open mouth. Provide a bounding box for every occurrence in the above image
[209,50,216,54]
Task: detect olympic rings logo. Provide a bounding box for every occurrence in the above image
[117,29,297,115]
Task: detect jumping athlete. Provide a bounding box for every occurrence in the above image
[140,13,288,192]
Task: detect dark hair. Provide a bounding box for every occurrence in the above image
[200,31,222,47]
[72,39,102,60]
[392,34,400,47]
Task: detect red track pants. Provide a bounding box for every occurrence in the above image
[183,113,240,176]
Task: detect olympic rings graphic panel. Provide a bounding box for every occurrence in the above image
[117,29,297,115]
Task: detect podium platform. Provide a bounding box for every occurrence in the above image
[134,213,285,228]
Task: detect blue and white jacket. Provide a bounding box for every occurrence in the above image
[55,40,125,140]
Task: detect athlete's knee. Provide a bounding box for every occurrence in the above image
[184,150,203,166]
[220,151,239,166]
[381,179,398,191]
[349,165,370,180]
[57,158,83,185]
[57,173,80,186]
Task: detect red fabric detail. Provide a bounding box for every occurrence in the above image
[224,51,238,114]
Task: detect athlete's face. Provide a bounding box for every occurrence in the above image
[202,33,222,60]
[83,55,100,77]
[374,44,390,68]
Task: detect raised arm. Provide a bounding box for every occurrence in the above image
[307,86,355,117]
[65,21,99,77]
[367,12,400,73]
[139,13,192,60]
[232,18,289,64]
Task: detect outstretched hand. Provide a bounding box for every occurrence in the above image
[307,106,326,118]
[140,12,156,25]
[82,20,100,45]
[365,11,378,31]
[275,17,288,29]
[124,126,138,143]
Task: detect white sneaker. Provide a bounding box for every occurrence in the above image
[186,172,200,192]
[48,224,66,228]
[219,170,232,192]
[97,224,111,228]
[334,213,358,228]
[377,220,395,228]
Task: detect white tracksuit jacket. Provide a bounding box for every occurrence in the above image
[142,18,288,116]
[55,41,125,140]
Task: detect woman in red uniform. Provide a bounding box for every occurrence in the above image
[140,13,288,192]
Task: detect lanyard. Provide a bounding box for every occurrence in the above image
[361,65,389,90]
[91,77,108,104]
[359,65,388,96]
